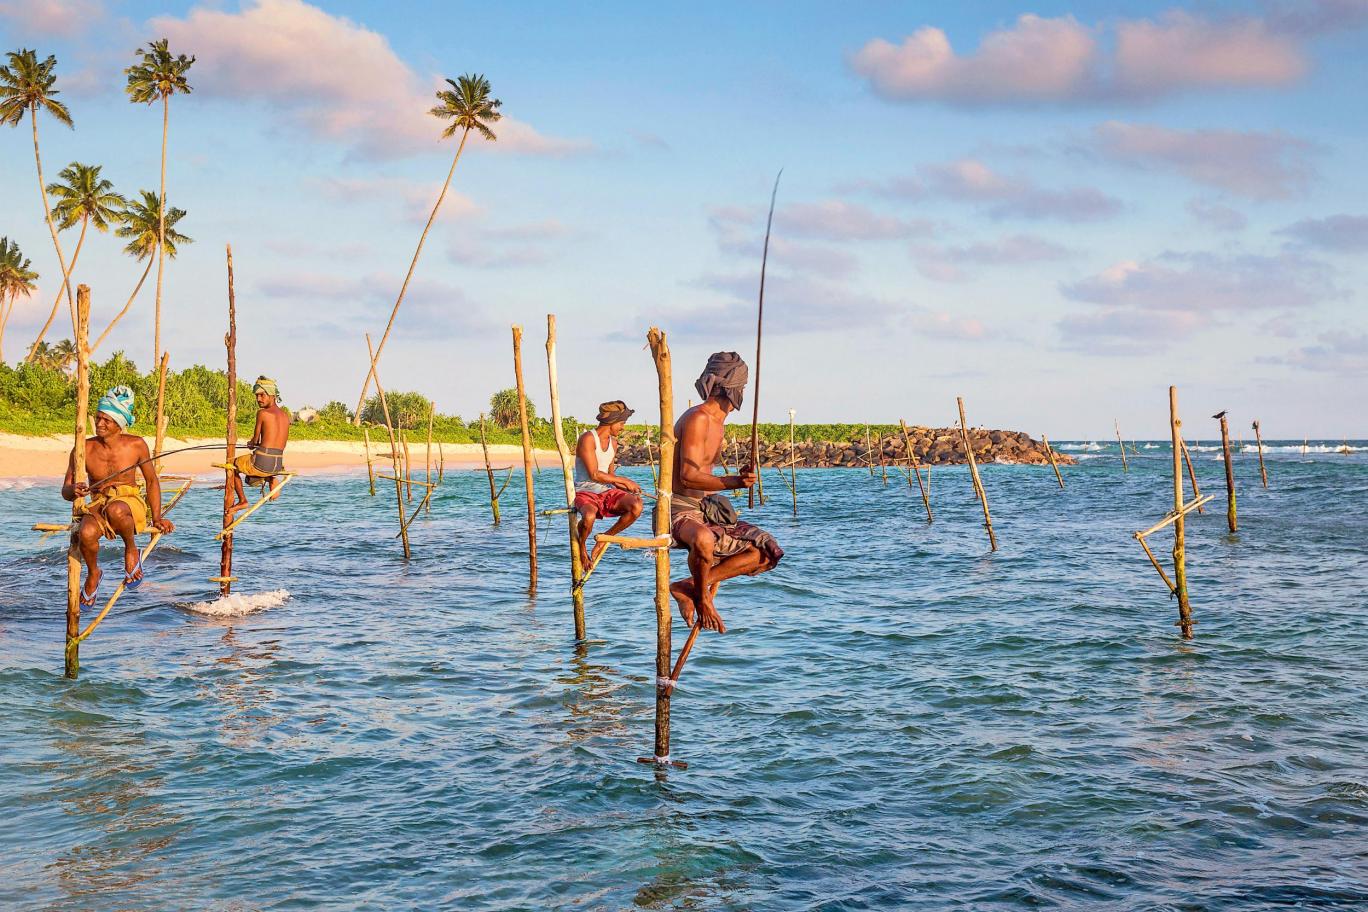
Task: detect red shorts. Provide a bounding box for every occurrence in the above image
[573,488,634,517]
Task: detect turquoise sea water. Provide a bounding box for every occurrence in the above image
[1,442,1366,910]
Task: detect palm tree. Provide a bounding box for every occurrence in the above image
[48,337,76,373]
[28,340,55,370]
[0,237,39,363]
[353,72,501,423]
[27,162,126,355]
[0,50,76,348]
[92,190,191,354]
[125,38,194,368]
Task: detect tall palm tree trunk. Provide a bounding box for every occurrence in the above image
[353,128,471,423]
[26,110,74,359]
[154,94,168,367]
[91,257,155,355]
[0,291,14,362]
[28,215,88,356]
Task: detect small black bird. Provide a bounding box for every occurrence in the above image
[1212,410,1227,420]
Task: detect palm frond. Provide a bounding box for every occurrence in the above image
[125,38,195,104]
[428,72,502,143]
[0,49,73,128]
[116,189,191,258]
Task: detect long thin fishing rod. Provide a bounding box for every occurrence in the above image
[748,169,782,509]
[85,442,227,493]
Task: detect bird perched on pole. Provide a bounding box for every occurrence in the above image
[1211,410,1227,420]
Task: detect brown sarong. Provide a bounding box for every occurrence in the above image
[669,493,750,564]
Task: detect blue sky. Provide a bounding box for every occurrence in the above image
[2,0,1365,437]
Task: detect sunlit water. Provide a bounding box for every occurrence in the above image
[2,443,1366,910]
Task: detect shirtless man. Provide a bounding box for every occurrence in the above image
[670,352,778,633]
[573,400,643,568]
[62,385,175,605]
[229,376,290,513]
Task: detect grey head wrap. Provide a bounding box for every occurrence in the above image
[695,352,748,411]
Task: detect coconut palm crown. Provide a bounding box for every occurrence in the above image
[48,162,126,232]
[0,49,73,128]
[117,190,191,259]
[0,237,38,292]
[124,39,194,103]
[430,73,501,141]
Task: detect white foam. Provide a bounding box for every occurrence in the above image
[186,589,290,617]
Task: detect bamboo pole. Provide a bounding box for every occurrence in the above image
[363,427,376,496]
[748,172,782,509]
[545,315,586,639]
[1172,387,1194,638]
[402,431,413,502]
[1115,419,1128,472]
[1135,494,1215,539]
[788,409,797,517]
[899,419,933,521]
[640,326,680,767]
[425,402,435,513]
[512,325,537,592]
[1216,412,1237,532]
[64,285,91,678]
[865,426,875,477]
[1042,435,1065,490]
[478,413,501,524]
[1252,420,1269,489]
[367,334,409,558]
[880,434,888,485]
[220,247,238,596]
[957,398,997,552]
[437,441,444,483]
[1179,438,1203,512]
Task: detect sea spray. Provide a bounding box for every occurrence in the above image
[185,589,290,617]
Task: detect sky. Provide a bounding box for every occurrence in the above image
[1,0,1365,438]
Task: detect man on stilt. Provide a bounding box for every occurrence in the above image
[229,376,290,513]
[574,400,643,567]
[63,386,176,605]
[670,353,782,633]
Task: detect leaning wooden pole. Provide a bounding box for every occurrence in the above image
[545,315,586,639]
[220,246,238,597]
[512,325,537,592]
[1042,434,1065,490]
[1171,387,1194,638]
[1217,412,1237,533]
[865,426,875,478]
[748,171,782,509]
[1179,438,1204,512]
[363,427,376,496]
[478,413,501,524]
[367,334,409,559]
[64,285,92,679]
[1115,419,1129,472]
[1252,420,1269,489]
[425,402,435,514]
[642,326,677,766]
[957,398,997,551]
[899,419,933,521]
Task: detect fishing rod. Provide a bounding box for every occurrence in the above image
[83,442,234,493]
[748,168,783,509]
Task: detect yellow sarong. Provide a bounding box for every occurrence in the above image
[82,484,148,539]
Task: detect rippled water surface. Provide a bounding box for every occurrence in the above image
[2,444,1366,910]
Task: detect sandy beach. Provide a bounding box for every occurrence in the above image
[0,432,559,480]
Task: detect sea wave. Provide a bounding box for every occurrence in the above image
[184,589,290,617]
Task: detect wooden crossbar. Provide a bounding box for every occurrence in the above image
[1135,494,1215,540]
[216,473,295,540]
[377,474,436,488]
[74,531,163,645]
[595,533,671,551]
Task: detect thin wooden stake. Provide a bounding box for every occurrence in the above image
[1179,438,1203,512]
[425,402,435,513]
[479,412,501,524]
[957,398,997,551]
[1042,434,1065,490]
[546,315,586,639]
[367,334,409,558]
[363,426,376,496]
[1115,419,1128,472]
[865,426,875,477]
[788,409,797,517]
[899,419,933,521]
[1216,411,1237,533]
[1172,387,1194,638]
[221,246,238,596]
[402,431,413,502]
[512,325,537,592]
[64,285,91,678]
[1252,420,1269,489]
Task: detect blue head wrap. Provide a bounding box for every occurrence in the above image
[96,385,136,430]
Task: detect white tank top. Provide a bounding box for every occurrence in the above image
[574,430,616,493]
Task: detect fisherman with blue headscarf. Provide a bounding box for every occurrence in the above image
[62,385,176,606]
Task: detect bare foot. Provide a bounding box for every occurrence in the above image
[697,593,727,634]
[670,579,697,627]
[588,540,609,569]
[226,499,249,515]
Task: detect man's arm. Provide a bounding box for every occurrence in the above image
[677,412,752,492]
[61,446,86,501]
[249,412,265,449]
[138,440,174,532]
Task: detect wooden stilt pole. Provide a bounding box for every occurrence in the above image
[899,419,933,521]
[880,434,888,485]
[478,414,501,524]
[1042,434,1065,490]
[957,398,997,551]
[363,427,376,496]
[546,315,586,639]
[788,409,797,517]
[645,424,658,488]
[865,426,875,478]
[640,326,680,767]
[1115,419,1128,472]
[1252,420,1269,488]
[1171,387,1194,638]
[367,334,409,558]
[512,325,537,592]
[64,285,91,679]
[401,431,413,502]
[424,404,435,514]
[1179,438,1203,512]
[220,247,238,597]
[1216,411,1237,533]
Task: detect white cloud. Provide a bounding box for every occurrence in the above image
[901,159,1122,222]
[1277,214,1368,252]
[0,0,104,38]
[912,234,1074,282]
[1113,11,1305,97]
[1187,198,1249,232]
[150,0,589,160]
